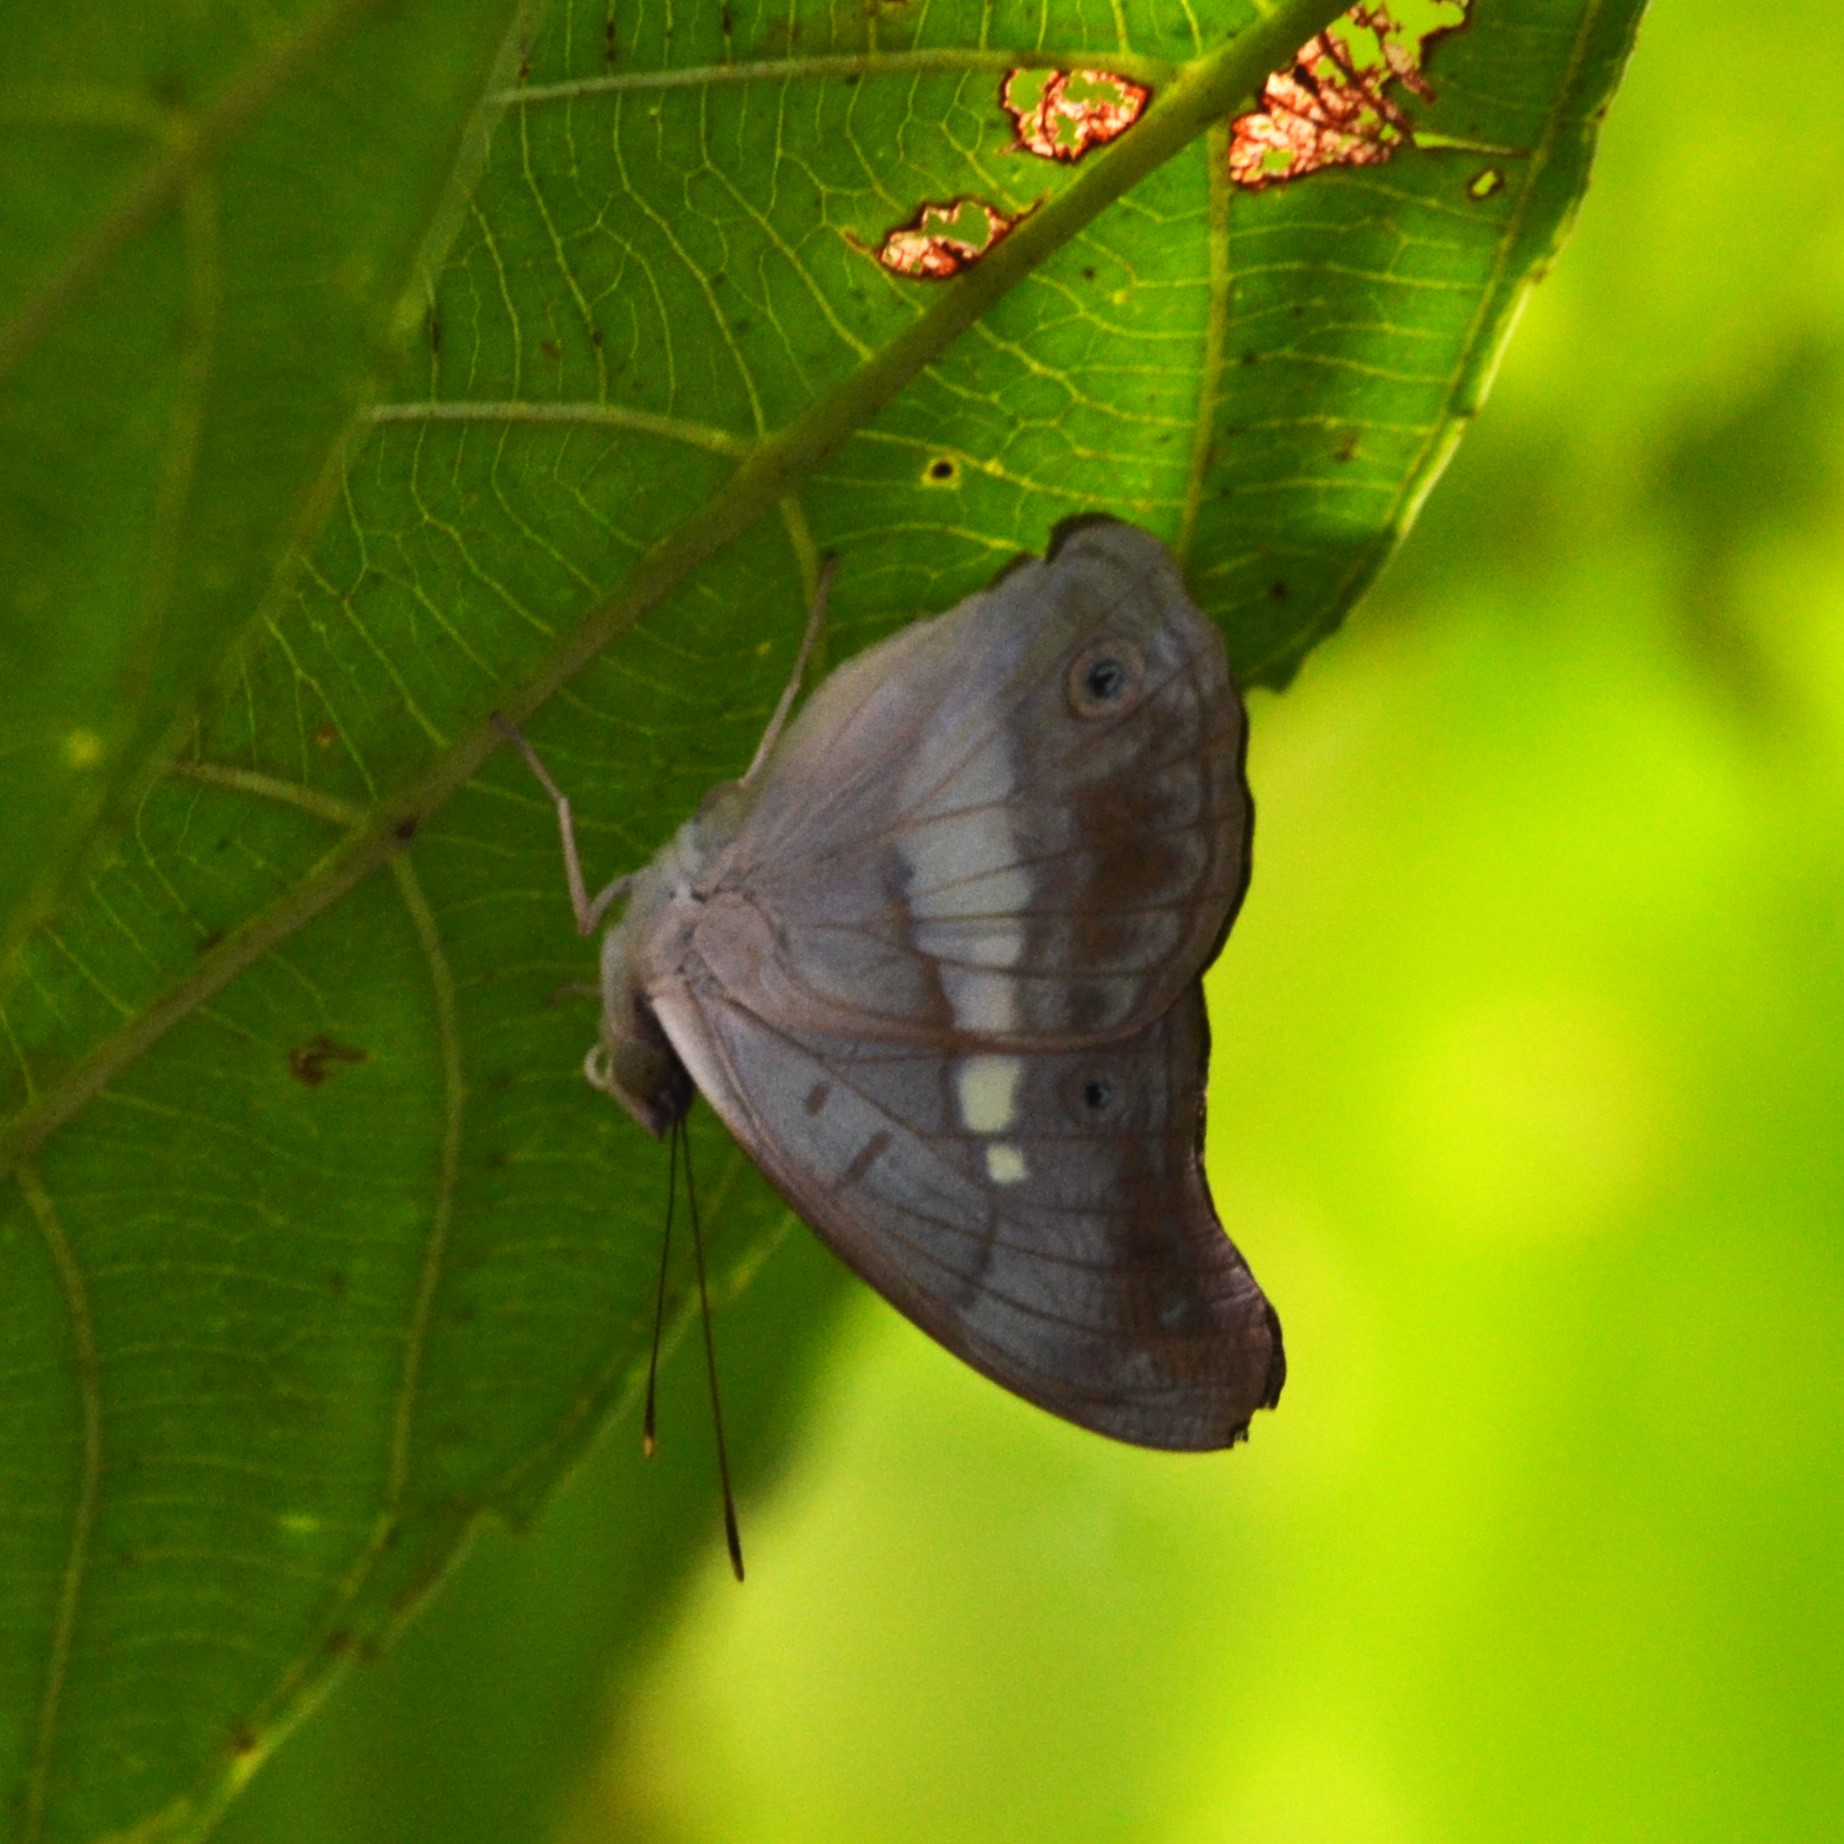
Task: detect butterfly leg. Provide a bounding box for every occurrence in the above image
[491,714,632,935]
[740,556,837,788]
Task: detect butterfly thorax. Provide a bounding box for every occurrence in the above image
[588,777,755,1138]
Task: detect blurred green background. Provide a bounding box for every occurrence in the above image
[225,1,1844,1838]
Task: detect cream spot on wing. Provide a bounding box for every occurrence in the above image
[953,923,1026,968]
[985,1143,1029,1184]
[956,1055,1022,1133]
[904,812,1031,920]
[899,737,1034,1034]
[942,968,1020,1034]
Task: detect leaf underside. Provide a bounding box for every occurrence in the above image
[0,1,1646,1837]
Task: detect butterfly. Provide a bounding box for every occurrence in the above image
[501,517,1283,1459]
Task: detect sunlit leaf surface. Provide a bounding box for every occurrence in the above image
[0,1,1643,1836]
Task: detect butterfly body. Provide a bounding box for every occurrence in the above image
[566,518,1283,1451]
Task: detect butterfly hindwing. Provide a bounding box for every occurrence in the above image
[651,978,1283,1450]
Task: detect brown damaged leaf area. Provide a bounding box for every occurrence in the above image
[1002,68,1150,162]
[1230,0,1468,190]
[288,1032,368,1086]
[874,197,1027,280]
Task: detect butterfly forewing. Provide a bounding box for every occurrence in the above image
[652,980,1282,1449]
[712,522,1251,1049]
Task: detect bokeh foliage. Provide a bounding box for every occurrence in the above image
[1,2,1646,1839]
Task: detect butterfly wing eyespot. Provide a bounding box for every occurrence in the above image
[1064,637,1147,718]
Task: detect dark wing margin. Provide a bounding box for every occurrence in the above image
[654,978,1284,1452]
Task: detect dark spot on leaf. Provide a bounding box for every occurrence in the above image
[923,456,959,486]
[197,928,223,955]
[1083,1077,1115,1112]
[1335,428,1360,461]
[288,1034,367,1087]
[1269,579,1291,600]
[804,1081,831,1114]
[1082,266,1096,281]
[517,54,530,82]
[394,816,419,842]
[1228,1,1469,191]
[870,197,1027,280]
[313,720,336,747]
[1001,67,1149,162]
[540,339,560,360]
[325,1628,355,1657]
[720,4,733,32]
[228,1723,259,1758]
[427,315,441,354]
[604,18,617,61]
[1240,349,1261,366]
[590,327,603,347]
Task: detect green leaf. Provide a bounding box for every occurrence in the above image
[0,1,1646,1837]
[0,0,530,981]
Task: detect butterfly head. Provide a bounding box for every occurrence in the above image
[584,988,694,1139]
[583,844,697,1139]
[582,793,751,1139]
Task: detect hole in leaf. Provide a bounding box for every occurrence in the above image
[1001,67,1150,162]
[1228,0,1469,192]
[870,197,1026,280]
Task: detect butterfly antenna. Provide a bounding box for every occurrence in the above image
[742,556,837,789]
[682,1125,745,1582]
[642,1115,680,1460]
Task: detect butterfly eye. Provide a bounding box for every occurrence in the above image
[1066,640,1146,717]
[1082,1077,1116,1113]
